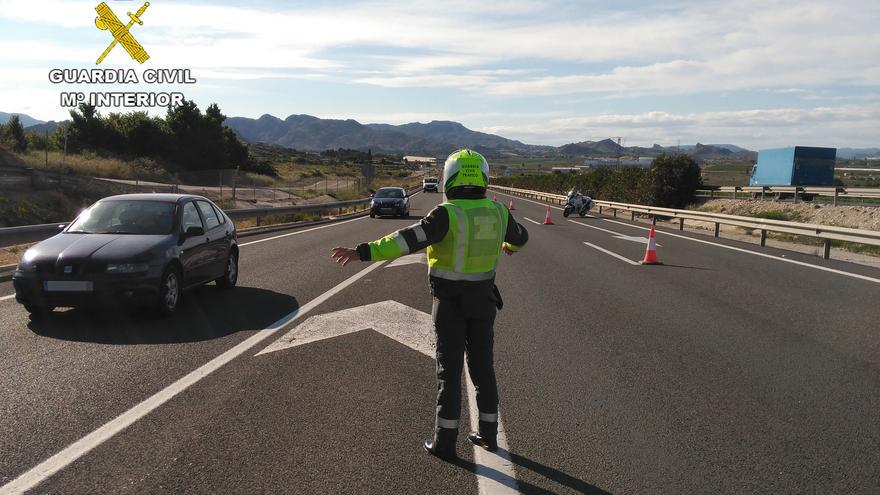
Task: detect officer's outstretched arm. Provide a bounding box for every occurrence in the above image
[354,206,450,262]
[502,211,528,254]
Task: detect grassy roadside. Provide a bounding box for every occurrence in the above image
[14,149,173,182]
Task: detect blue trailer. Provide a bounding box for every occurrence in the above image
[750,146,837,187]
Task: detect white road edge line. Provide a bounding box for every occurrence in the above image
[522,217,541,225]
[0,261,388,495]
[0,294,15,302]
[583,242,640,265]
[465,373,519,495]
[596,217,880,284]
[239,215,368,247]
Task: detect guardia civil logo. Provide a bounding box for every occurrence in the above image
[94,2,151,65]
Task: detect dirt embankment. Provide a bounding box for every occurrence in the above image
[694,199,880,231]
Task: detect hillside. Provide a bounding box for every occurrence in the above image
[0,112,44,127]
[224,113,760,160]
[225,114,450,155]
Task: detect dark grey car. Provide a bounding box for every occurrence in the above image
[13,194,239,316]
[369,187,410,218]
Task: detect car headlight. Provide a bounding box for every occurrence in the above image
[106,263,150,274]
[18,249,38,271]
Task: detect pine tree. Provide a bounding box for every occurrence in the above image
[8,115,27,152]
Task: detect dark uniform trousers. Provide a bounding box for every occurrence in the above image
[432,289,498,429]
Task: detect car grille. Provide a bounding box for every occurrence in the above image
[35,262,104,276]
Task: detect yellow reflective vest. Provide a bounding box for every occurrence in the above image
[427,199,508,281]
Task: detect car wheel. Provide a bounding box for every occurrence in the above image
[156,266,181,315]
[370,212,376,218]
[216,251,238,289]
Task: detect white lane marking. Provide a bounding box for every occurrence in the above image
[569,219,620,236]
[256,300,434,357]
[583,242,640,265]
[596,217,880,284]
[493,191,564,211]
[569,219,660,246]
[386,253,427,268]
[0,294,15,302]
[465,373,519,495]
[0,261,387,495]
[522,217,541,225]
[568,219,660,246]
[500,192,880,285]
[239,216,367,247]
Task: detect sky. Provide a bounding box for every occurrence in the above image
[0,0,878,149]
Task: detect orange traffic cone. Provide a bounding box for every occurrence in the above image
[543,206,554,225]
[508,199,515,210]
[640,226,662,265]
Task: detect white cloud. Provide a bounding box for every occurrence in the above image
[481,105,880,148]
[1,0,878,146]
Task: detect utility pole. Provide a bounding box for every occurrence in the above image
[615,136,623,169]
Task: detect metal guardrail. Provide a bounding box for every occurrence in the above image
[225,198,371,225]
[0,186,421,248]
[489,185,880,260]
[695,185,880,204]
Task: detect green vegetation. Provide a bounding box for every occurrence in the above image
[6,102,257,177]
[749,210,801,222]
[494,153,703,208]
[0,115,28,152]
[699,162,752,186]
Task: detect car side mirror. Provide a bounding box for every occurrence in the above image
[184,226,205,238]
[57,224,67,232]
[370,193,375,198]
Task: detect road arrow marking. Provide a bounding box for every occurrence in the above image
[613,234,662,247]
[386,253,427,268]
[256,299,520,493]
[256,300,435,357]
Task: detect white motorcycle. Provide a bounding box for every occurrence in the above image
[563,189,593,217]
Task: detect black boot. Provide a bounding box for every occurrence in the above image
[468,420,498,452]
[424,427,457,461]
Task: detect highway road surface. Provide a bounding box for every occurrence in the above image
[1,190,878,494]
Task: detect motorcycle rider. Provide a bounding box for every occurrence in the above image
[564,188,593,217]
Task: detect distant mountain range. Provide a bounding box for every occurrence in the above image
[223,113,760,160]
[837,148,880,159]
[5,109,877,160]
[223,114,550,158]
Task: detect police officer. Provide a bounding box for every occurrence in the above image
[330,149,528,461]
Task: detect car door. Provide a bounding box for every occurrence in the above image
[179,200,210,285]
[196,200,228,279]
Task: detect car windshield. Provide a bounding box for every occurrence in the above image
[66,200,177,235]
[375,189,404,198]
[424,178,437,183]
